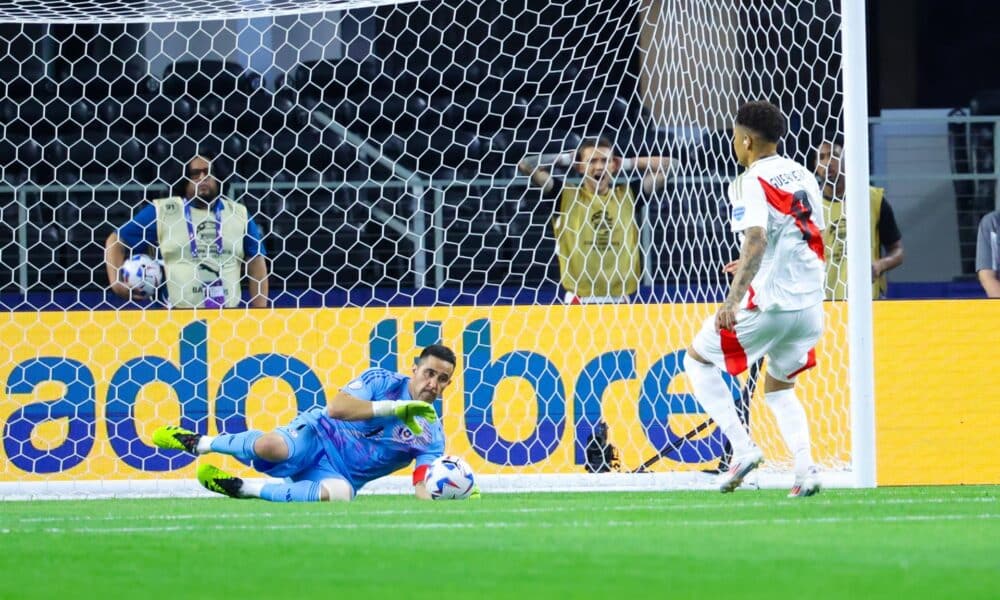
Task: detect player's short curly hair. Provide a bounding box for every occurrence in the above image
[418,344,457,368]
[735,101,787,144]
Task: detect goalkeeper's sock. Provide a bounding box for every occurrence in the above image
[208,430,263,462]
[683,352,755,454]
[765,388,814,474]
[259,481,323,503]
[239,479,265,497]
[195,435,215,454]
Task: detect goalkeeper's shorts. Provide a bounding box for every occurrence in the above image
[252,414,351,494]
[691,303,823,382]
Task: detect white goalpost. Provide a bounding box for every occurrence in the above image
[841,0,876,488]
[0,0,874,499]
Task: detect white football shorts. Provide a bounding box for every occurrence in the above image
[691,303,823,382]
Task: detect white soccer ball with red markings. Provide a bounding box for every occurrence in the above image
[120,254,163,298]
[424,455,476,500]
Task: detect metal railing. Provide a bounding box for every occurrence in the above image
[5,113,997,295]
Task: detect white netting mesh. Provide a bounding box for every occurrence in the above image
[0,0,853,498]
[0,1,418,25]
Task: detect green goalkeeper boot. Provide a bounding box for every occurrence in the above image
[197,464,245,498]
[152,425,201,454]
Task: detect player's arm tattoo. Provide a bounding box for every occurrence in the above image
[724,226,767,307]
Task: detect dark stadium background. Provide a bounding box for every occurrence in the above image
[1,0,997,308]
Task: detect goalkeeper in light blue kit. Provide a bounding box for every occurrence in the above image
[153,344,458,502]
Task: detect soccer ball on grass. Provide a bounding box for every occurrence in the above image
[424,455,476,500]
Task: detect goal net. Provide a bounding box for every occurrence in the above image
[0,0,860,498]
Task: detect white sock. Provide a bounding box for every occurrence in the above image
[239,479,264,498]
[683,353,755,455]
[195,435,216,455]
[764,388,814,475]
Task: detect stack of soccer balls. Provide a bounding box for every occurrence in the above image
[424,455,477,500]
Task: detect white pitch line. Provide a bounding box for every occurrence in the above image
[7,494,996,525]
[15,512,284,524]
[3,513,1000,536]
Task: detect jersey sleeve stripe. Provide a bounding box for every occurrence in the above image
[359,369,388,386]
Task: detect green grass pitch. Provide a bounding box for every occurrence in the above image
[1,486,997,599]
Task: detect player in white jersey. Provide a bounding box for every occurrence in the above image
[685,101,825,498]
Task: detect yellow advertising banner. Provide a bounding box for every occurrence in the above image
[874,300,1000,485]
[1,300,993,486]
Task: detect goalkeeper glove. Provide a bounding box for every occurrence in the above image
[371,400,438,435]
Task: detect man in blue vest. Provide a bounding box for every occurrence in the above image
[105,154,269,308]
